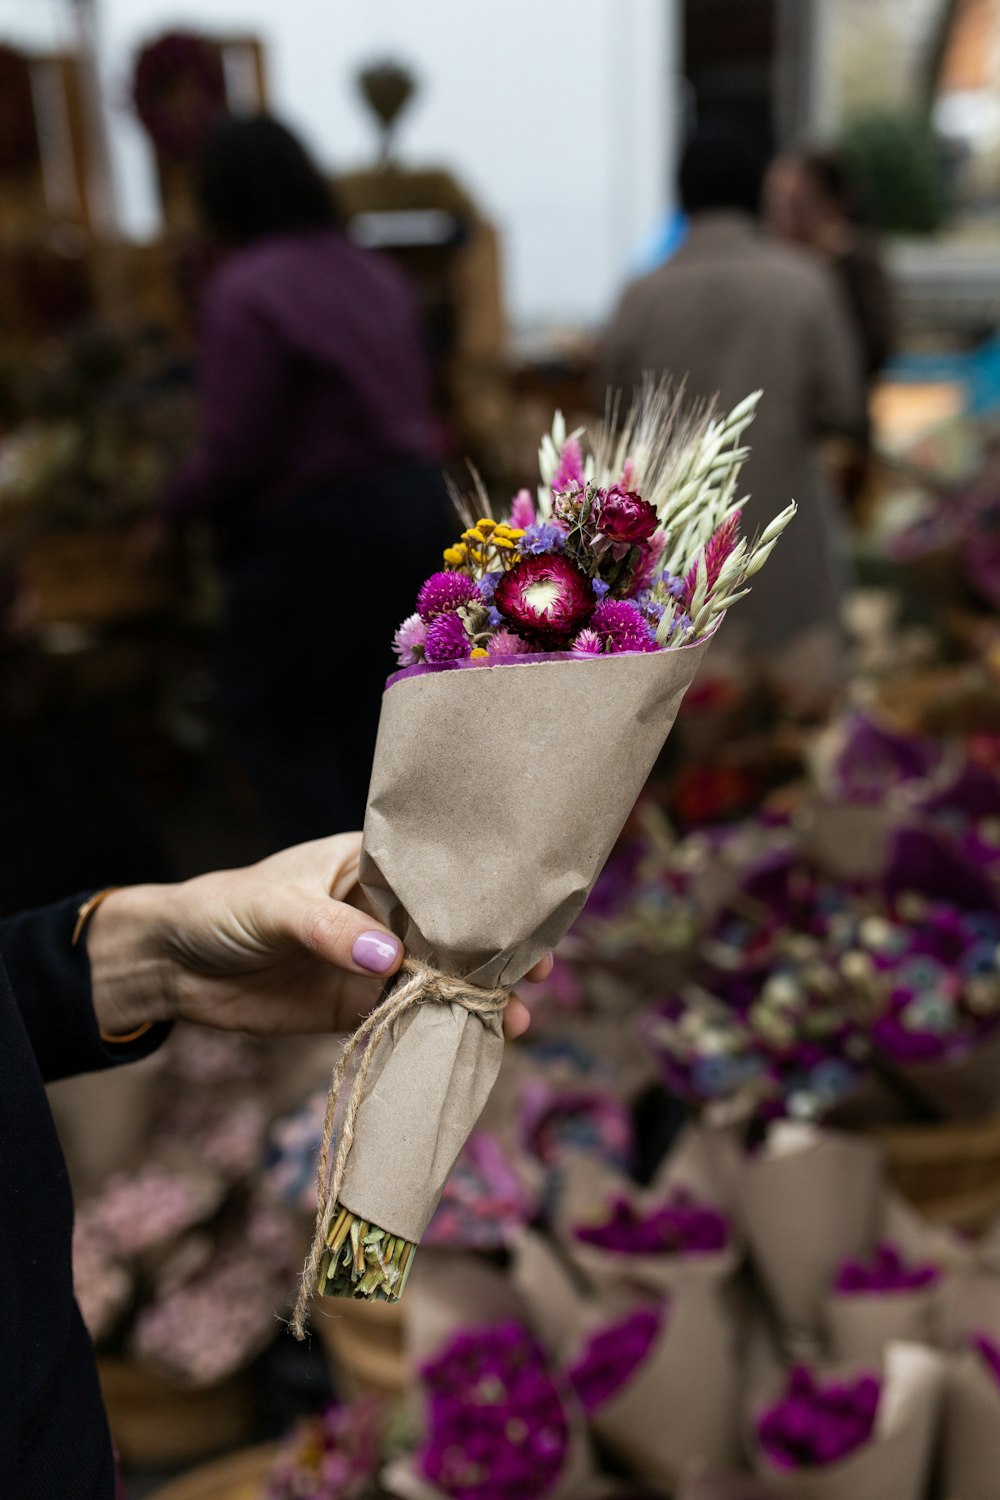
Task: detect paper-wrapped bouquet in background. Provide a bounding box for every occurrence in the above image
[293,383,796,1328]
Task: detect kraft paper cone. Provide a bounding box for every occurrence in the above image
[344,646,709,1245]
[652,1122,747,1221]
[941,1350,1000,1500]
[886,1028,1000,1121]
[939,1268,1000,1350]
[753,1342,944,1500]
[739,1125,883,1344]
[679,1479,773,1500]
[510,1230,606,1363]
[394,1250,593,1500]
[825,1286,938,1364]
[590,1280,742,1489]
[554,1153,739,1300]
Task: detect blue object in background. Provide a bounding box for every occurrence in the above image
[632,208,688,275]
[889,332,1000,418]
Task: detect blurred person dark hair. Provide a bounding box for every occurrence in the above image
[765,147,896,380]
[678,128,767,219]
[600,127,867,705]
[160,113,451,845]
[197,112,342,245]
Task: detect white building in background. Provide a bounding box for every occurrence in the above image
[0,0,678,332]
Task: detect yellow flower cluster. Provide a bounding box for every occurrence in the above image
[443,517,526,575]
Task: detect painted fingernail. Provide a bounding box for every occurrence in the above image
[352,930,402,974]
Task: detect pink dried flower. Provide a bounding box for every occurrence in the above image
[392,612,427,667]
[683,510,741,608]
[552,436,584,493]
[589,598,657,654]
[571,629,602,655]
[487,629,534,657]
[417,571,479,623]
[494,553,593,642]
[424,612,472,664]
[621,457,637,488]
[510,489,536,530]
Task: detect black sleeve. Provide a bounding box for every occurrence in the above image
[0,893,171,1084]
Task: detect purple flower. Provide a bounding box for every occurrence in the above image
[425,612,472,664]
[519,523,566,556]
[510,489,536,530]
[588,598,658,654]
[392,612,427,667]
[494,554,594,642]
[629,532,667,596]
[973,1332,1000,1389]
[591,578,611,599]
[417,571,480,623]
[487,629,534,658]
[592,485,659,545]
[571,629,602,656]
[478,572,503,604]
[552,437,585,494]
[568,1306,663,1413]
[417,1322,570,1500]
[574,1189,729,1256]
[757,1365,880,1471]
[833,1242,940,1294]
[519,1082,634,1171]
[424,1133,537,1251]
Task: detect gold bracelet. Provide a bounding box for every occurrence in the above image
[72,887,154,1046]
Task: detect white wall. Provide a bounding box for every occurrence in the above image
[0,0,678,331]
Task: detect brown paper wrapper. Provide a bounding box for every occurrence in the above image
[824,1286,938,1365]
[591,1281,742,1489]
[753,1342,944,1500]
[390,1249,593,1500]
[554,1154,740,1299]
[347,647,709,1245]
[941,1350,1000,1500]
[738,1125,883,1347]
[886,1028,1000,1121]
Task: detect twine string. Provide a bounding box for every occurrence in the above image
[290,956,509,1338]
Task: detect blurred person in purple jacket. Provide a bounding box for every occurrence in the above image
[160,115,451,845]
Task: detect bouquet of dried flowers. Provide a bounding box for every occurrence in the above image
[264,1396,385,1500]
[294,384,795,1329]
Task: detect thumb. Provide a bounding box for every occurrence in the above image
[282,891,405,978]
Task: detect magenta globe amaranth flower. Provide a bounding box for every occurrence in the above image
[589,599,658,654]
[593,486,659,545]
[494,553,593,642]
[417,571,479,622]
[424,612,472,664]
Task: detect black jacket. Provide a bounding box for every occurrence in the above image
[0,897,167,1498]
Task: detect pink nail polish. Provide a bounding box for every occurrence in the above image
[352,930,402,973]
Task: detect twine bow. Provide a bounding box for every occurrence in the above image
[291,956,509,1337]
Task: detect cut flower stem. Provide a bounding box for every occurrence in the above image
[318,1204,417,1302]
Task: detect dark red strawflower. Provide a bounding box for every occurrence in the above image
[593,486,659,545]
[494,554,593,641]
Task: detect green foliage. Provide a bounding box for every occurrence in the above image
[840,112,947,235]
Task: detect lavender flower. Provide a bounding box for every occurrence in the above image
[418,1322,570,1500]
[425,612,473,664]
[478,572,503,604]
[392,613,427,668]
[567,1306,663,1413]
[757,1365,880,1471]
[591,578,610,599]
[519,522,567,556]
[834,1243,940,1295]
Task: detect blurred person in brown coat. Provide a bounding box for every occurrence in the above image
[600,130,866,701]
[764,147,896,386]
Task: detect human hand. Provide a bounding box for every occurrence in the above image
[88,834,550,1042]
